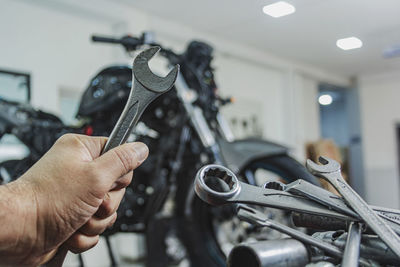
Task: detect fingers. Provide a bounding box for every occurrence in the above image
[68,189,124,253]
[110,171,133,191]
[93,142,148,188]
[55,134,108,161]
[65,234,99,254]
[79,212,117,236]
[95,189,126,219]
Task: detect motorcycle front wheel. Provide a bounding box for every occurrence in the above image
[181,154,319,267]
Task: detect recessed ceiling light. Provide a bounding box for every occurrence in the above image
[336,37,363,50]
[318,94,333,105]
[262,1,296,18]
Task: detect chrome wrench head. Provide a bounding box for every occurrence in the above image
[306,156,341,175]
[195,164,241,205]
[133,46,179,93]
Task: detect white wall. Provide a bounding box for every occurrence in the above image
[359,71,400,208]
[0,0,334,159]
[0,0,349,265]
[0,0,118,113]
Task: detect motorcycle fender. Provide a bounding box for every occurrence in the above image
[217,137,288,173]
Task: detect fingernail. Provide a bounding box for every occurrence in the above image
[132,142,149,163]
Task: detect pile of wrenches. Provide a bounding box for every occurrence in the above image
[194,156,400,266]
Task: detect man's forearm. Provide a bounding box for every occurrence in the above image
[0,180,37,264]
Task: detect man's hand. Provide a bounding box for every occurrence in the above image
[0,134,148,266]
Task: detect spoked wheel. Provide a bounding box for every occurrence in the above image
[184,155,320,267]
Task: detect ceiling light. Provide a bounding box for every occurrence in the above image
[319,94,333,106]
[262,1,296,18]
[336,37,363,50]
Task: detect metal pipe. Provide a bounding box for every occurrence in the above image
[227,239,309,267]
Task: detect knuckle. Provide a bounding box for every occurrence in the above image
[113,176,131,190]
[56,133,77,145]
[67,234,83,253]
[84,218,96,230]
[112,147,136,174]
[121,173,133,187]
[55,134,87,152]
[102,198,114,216]
[108,213,118,227]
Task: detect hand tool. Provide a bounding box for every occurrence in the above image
[306,156,400,259]
[313,231,399,265]
[46,47,179,267]
[267,179,400,233]
[237,205,343,258]
[236,205,369,266]
[341,222,362,267]
[264,180,359,219]
[292,211,400,238]
[102,46,179,152]
[194,164,354,220]
[370,205,400,221]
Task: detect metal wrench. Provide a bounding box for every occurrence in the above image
[307,156,400,259]
[195,164,354,220]
[237,205,369,265]
[341,222,362,267]
[314,231,399,265]
[46,47,179,267]
[102,46,179,153]
[264,180,359,218]
[269,179,400,233]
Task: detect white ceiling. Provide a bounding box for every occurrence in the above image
[118,0,400,77]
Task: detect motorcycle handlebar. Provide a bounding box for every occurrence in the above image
[91,36,122,44]
[91,35,142,51]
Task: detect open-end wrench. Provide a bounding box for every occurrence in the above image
[46,47,179,267]
[341,222,362,267]
[102,46,179,153]
[307,156,400,259]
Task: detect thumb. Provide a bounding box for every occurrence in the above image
[94,142,148,186]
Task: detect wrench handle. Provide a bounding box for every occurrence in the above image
[238,206,343,258]
[102,80,163,154]
[341,222,362,267]
[323,172,400,258]
[102,99,139,154]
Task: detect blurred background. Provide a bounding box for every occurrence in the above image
[1,0,400,266]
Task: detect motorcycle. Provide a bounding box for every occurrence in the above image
[0,32,319,266]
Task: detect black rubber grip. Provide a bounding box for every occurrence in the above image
[92,35,121,44]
